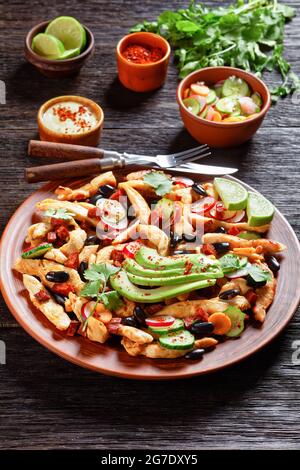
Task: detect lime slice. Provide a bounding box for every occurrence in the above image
[45,16,86,51]
[57,47,81,60]
[247,192,274,227]
[216,97,239,115]
[183,97,200,115]
[214,177,248,210]
[32,33,65,58]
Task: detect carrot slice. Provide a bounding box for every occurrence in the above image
[208,312,232,335]
[212,111,222,122]
[183,88,190,99]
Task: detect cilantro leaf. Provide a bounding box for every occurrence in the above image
[90,263,120,282]
[248,264,272,283]
[219,254,242,274]
[131,0,299,101]
[43,208,75,220]
[143,171,172,196]
[99,291,123,311]
[80,280,103,298]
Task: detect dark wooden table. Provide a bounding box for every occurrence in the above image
[0,0,299,450]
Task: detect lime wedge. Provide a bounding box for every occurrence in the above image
[247,192,274,227]
[45,16,86,51]
[214,177,248,210]
[57,47,81,60]
[32,33,65,58]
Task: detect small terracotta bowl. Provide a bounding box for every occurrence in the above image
[25,20,95,78]
[177,66,271,148]
[116,32,171,92]
[37,95,104,146]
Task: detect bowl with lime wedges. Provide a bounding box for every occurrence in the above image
[25,16,95,78]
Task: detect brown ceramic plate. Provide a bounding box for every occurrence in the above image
[1,175,300,380]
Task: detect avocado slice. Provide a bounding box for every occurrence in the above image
[110,270,216,303]
[124,258,216,278]
[127,271,217,286]
[135,246,219,270]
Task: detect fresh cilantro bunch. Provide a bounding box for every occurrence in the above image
[131,0,299,101]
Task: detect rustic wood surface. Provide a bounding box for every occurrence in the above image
[0,0,299,450]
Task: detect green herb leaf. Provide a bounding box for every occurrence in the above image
[43,208,75,220]
[90,263,121,283]
[80,280,103,298]
[248,264,272,283]
[131,0,299,101]
[219,254,241,274]
[143,171,172,196]
[99,291,124,311]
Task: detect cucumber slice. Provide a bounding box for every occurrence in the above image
[183,98,200,116]
[206,89,217,105]
[22,243,53,259]
[32,33,65,58]
[159,330,195,350]
[149,319,184,335]
[247,192,274,227]
[110,270,216,303]
[251,92,262,107]
[238,231,262,240]
[214,177,248,210]
[222,76,250,98]
[216,97,238,115]
[45,16,86,51]
[224,306,245,337]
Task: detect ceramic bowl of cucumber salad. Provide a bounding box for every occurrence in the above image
[177,66,271,148]
[25,16,95,78]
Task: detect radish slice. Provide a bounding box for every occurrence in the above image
[122,241,142,258]
[172,176,194,187]
[209,203,237,221]
[81,301,96,321]
[191,197,216,214]
[96,198,127,230]
[146,315,175,327]
[227,210,245,223]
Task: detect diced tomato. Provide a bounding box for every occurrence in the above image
[122,241,141,259]
[195,307,209,322]
[107,317,122,334]
[246,291,257,305]
[52,282,75,296]
[64,252,79,269]
[34,290,50,302]
[201,243,217,256]
[88,206,99,218]
[109,189,124,201]
[56,225,69,241]
[50,217,65,228]
[228,226,241,236]
[66,320,80,336]
[73,192,86,201]
[47,231,57,243]
[111,249,125,264]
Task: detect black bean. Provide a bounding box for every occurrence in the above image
[185,348,205,360]
[265,255,280,274]
[190,321,214,337]
[46,271,69,283]
[173,250,185,255]
[85,235,100,246]
[246,275,267,289]
[121,316,138,327]
[68,312,78,321]
[219,289,240,300]
[78,261,88,281]
[52,292,67,307]
[134,306,147,327]
[170,231,182,247]
[192,183,208,197]
[212,242,230,254]
[89,194,103,206]
[127,205,136,220]
[98,185,116,198]
[215,227,227,234]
